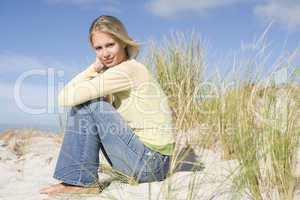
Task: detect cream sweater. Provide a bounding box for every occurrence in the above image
[58,59,175,155]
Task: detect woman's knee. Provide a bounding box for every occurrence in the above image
[67,103,89,117]
[87,97,116,115]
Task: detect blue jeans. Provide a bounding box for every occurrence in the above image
[53,97,170,186]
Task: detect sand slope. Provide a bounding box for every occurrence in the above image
[1,128,298,200]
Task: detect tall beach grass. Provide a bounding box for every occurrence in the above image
[145,30,300,199]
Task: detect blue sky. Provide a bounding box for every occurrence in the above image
[0,0,299,129]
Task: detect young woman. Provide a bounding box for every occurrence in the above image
[39,15,175,195]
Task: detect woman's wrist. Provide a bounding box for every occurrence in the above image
[81,63,99,78]
[93,57,104,73]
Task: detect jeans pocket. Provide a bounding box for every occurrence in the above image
[135,148,171,183]
[141,148,165,175]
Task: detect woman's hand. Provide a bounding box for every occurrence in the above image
[93,57,104,73]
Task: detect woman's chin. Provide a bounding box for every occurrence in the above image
[105,63,115,68]
[105,61,123,68]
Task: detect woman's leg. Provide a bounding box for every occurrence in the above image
[42,97,170,195]
[86,98,170,183]
[53,100,101,186]
[39,99,103,195]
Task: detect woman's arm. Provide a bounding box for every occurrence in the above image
[66,58,104,86]
[58,61,134,107]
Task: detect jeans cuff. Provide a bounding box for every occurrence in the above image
[53,174,99,187]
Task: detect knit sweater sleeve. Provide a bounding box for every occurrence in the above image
[58,61,134,107]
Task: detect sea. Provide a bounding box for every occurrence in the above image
[0,123,60,134]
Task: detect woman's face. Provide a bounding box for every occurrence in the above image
[92,31,127,68]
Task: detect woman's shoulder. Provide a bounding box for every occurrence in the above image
[125,58,146,68]
[113,59,149,74]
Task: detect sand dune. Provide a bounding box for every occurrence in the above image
[0,128,298,200]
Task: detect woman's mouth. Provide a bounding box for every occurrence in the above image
[105,59,114,64]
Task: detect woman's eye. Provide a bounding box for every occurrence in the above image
[95,46,102,50]
[107,43,114,47]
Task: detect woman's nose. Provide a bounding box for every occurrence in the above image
[102,49,111,58]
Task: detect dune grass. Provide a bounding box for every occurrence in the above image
[145,30,300,199]
[145,31,204,132]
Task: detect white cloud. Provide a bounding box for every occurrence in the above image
[0,53,78,111]
[0,52,73,75]
[0,81,60,126]
[0,53,75,126]
[146,0,300,32]
[0,52,78,81]
[44,0,121,12]
[146,0,244,18]
[254,0,300,31]
[0,81,53,109]
[0,53,47,74]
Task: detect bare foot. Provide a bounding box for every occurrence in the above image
[39,182,100,196]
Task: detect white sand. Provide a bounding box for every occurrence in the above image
[0,129,299,200]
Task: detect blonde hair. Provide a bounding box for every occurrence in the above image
[89,15,139,59]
